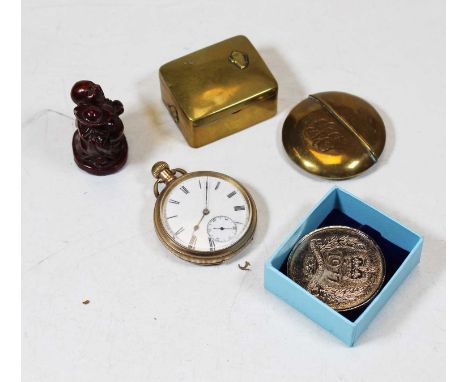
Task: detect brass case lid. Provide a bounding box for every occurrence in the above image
[282,92,386,179]
[159,35,278,147]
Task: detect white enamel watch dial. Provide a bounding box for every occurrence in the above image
[152,162,256,265]
[161,175,250,251]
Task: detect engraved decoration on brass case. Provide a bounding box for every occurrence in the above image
[282,91,386,179]
[287,226,386,311]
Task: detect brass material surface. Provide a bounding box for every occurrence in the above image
[151,161,177,183]
[159,35,278,147]
[152,161,187,198]
[152,162,257,265]
[282,92,386,179]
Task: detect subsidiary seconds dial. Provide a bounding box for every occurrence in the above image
[152,162,257,265]
[207,216,238,243]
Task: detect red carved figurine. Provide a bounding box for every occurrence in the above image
[71,80,128,175]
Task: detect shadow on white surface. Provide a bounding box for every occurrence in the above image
[357,236,445,346]
[259,46,305,113]
[124,73,186,166]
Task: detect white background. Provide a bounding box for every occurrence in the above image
[22,1,445,381]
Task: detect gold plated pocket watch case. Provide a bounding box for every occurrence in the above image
[282,92,386,179]
[152,162,257,265]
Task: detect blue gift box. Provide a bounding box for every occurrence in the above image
[264,186,423,346]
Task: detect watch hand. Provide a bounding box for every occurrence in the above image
[205,177,208,209]
[193,208,210,231]
[194,215,205,230]
[189,214,204,250]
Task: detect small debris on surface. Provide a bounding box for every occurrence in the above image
[238,261,251,271]
[82,300,90,305]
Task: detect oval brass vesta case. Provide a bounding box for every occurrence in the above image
[152,161,257,265]
[282,92,386,179]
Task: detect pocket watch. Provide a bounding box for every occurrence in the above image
[151,161,257,265]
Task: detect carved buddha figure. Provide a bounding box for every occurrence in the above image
[71,80,127,175]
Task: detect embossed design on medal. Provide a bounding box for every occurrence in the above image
[287,226,386,311]
[151,161,257,265]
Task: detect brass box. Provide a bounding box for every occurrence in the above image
[159,35,278,147]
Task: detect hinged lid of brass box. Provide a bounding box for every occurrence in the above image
[159,35,278,147]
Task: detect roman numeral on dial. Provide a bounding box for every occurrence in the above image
[169,199,179,204]
[227,191,237,198]
[188,235,197,249]
[174,227,184,236]
[180,186,189,194]
[209,237,216,252]
[234,205,245,211]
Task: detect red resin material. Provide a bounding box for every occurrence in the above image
[71,80,128,175]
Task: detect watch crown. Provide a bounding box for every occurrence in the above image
[151,161,170,178]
